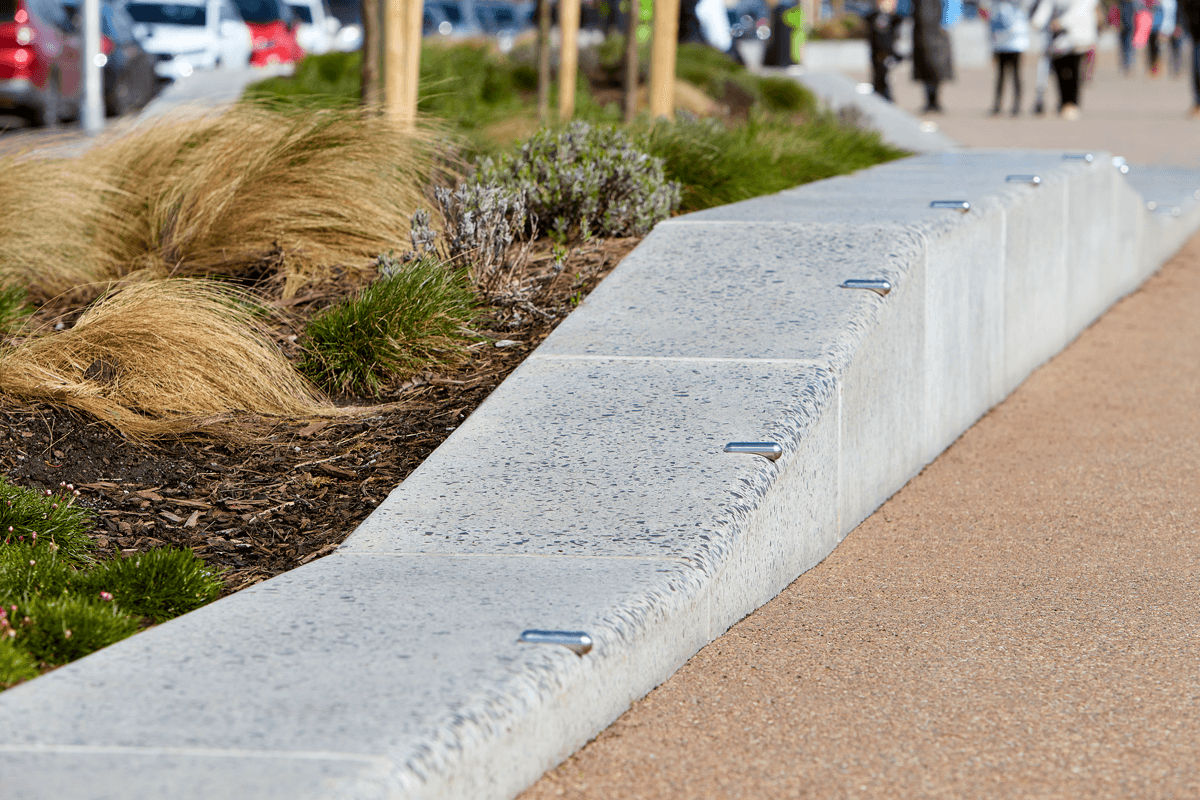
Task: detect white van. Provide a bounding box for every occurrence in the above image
[125,0,253,78]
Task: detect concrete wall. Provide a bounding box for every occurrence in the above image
[1,152,1198,800]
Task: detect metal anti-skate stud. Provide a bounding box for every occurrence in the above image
[840,278,892,296]
[1006,174,1041,186]
[724,442,783,461]
[930,200,970,212]
[519,630,593,656]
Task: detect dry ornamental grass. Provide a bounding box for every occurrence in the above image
[0,104,443,304]
[0,280,339,438]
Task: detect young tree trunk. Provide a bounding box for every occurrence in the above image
[624,0,639,122]
[537,0,552,122]
[361,0,383,107]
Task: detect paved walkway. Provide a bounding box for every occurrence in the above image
[876,43,1200,167]
[520,50,1200,800]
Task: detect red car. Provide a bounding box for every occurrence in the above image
[233,0,302,66]
[0,0,82,126]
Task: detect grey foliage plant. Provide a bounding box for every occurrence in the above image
[401,121,680,298]
[472,121,681,241]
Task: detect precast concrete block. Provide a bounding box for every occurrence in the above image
[537,221,926,362]
[921,203,1006,463]
[837,238,926,537]
[345,357,839,578]
[1001,172,1070,394]
[1111,169,1146,295]
[0,553,711,800]
[1064,154,1118,335]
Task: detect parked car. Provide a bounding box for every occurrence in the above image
[286,0,337,53]
[0,0,82,125]
[727,0,770,41]
[63,0,156,114]
[231,0,302,66]
[125,0,252,79]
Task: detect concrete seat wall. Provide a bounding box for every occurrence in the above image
[1,152,1197,800]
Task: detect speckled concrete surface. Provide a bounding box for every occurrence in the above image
[520,233,1200,798]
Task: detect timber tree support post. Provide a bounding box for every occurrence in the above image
[649,0,679,119]
[384,0,422,126]
[559,0,581,120]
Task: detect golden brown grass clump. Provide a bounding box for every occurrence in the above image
[0,104,441,304]
[0,280,335,438]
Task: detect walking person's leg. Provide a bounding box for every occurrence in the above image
[993,53,1005,113]
[1011,52,1023,113]
[1120,0,1136,73]
[1034,50,1050,113]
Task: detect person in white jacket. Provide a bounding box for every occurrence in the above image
[1030,0,1099,118]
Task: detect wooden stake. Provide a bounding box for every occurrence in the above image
[648,0,679,120]
[623,0,639,123]
[384,0,422,127]
[558,0,581,120]
[537,0,551,122]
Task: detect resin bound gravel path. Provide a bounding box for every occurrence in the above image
[520,233,1200,796]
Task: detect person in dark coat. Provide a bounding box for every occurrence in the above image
[911,0,955,112]
[866,0,904,100]
[1180,0,1200,114]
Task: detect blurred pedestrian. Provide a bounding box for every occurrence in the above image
[1147,0,1165,73]
[1180,0,1200,114]
[912,0,957,112]
[1160,0,1185,75]
[983,0,1032,114]
[866,0,905,100]
[1031,0,1099,118]
[1117,0,1138,73]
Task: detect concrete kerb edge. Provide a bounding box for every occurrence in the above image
[1,152,1198,800]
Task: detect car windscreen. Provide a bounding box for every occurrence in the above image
[235,0,284,23]
[0,0,16,24]
[288,3,311,22]
[126,2,207,25]
[437,2,461,24]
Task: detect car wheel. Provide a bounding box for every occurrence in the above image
[32,77,60,128]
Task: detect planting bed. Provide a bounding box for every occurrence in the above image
[0,238,638,596]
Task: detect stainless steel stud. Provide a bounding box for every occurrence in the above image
[519,630,593,656]
[1006,174,1041,186]
[1063,153,1094,162]
[724,442,783,461]
[840,278,892,296]
[930,200,970,212]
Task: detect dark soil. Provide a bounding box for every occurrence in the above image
[0,238,638,595]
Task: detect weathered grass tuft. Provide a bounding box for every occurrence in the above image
[301,255,476,395]
[0,280,335,438]
[0,104,442,303]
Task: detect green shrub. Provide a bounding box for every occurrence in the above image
[0,283,30,335]
[756,75,818,114]
[75,548,224,624]
[639,112,905,213]
[0,479,95,564]
[15,594,139,665]
[0,636,38,687]
[0,542,76,604]
[471,121,681,241]
[300,255,476,395]
[243,50,361,108]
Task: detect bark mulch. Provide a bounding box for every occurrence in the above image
[0,238,638,596]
